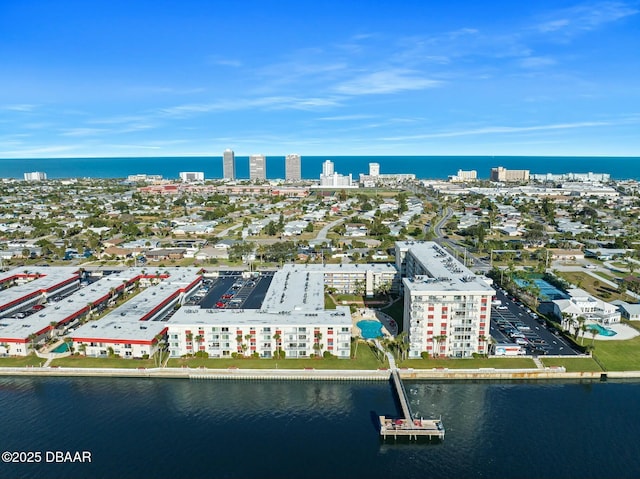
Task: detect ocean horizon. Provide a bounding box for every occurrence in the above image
[1,155,639,181]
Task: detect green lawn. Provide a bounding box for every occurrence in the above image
[333,293,365,304]
[591,336,640,371]
[541,357,603,372]
[557,271,636,302]
[167,341,386,370]
[397,357,536,369]
[0,355,44,367]
[324,293,337,310]
[593,271,624,281]
[50,356,157,368]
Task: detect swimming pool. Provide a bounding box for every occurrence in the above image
[51,343,69,353]
[586,323,617,337]
[356,320,383,340]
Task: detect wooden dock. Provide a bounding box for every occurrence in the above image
[379,369,445,440]
[379,415,445,440]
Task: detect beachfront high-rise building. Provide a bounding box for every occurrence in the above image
[369,163,380,176]
[449,169,478,182]
[322,160,334,177]
[285,154,301,181]
[396,241,494,358]
[179,172,205,182]
[319,160,355,188]
[249,154,266,180]
[490,166,529,183]
[223,149,236,180]
[24,171,47,181]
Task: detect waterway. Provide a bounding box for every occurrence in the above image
[1,377,639,479]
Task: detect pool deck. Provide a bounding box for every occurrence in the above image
[352,308,398,338]
[583,322,639,341]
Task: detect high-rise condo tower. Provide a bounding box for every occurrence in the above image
[285,154,301,181]
[249,154,266,180]
[223,149,236,180]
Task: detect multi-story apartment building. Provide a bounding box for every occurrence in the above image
[249,154,266,180]
[319,160,354,187]
[223,149,235,180]
[167,266,352,358]
[490,166,530,183]
[396,241,494,358]
[285,154,301,181]
[23,171,47,181]
[289,263,399,297]
[179,172,204,182]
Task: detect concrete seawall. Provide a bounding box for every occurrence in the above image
[0,367,391,381]
[2,366,640,380]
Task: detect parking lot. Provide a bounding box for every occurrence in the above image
[191,271,274,311]
[490,288,579,356]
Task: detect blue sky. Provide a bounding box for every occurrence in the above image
[1,0,639,157]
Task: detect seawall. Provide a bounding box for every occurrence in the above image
[2,366,640,380]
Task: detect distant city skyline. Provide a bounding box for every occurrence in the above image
[1,1,639,158]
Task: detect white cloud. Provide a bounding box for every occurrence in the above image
[1,104,38,112]
[382,121,612,141]
[317,114,376,121]
[158,95,342,118]
[60,127,108,137]
[534,1,639,36]
[334,69,441,95]
[0,145,77,157]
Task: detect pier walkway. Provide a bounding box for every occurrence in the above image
[377,341,445,441]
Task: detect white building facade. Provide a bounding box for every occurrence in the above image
[396,241,494,358]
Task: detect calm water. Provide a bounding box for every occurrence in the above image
[1,377,639,479]
[1,156,639,180]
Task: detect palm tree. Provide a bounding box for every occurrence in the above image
[395,331,409,362]
[314,331,323,358]
[575,316,586,342]
[478,335,487,356]
[154,333,166,366]
[273,332,282,359]
[244,334,252,356]
[63,336,73,353]
[49,321,58,339]
[28,333,37,352]
[195,334,204,352]
[434,334,447,358]
[351,335,361,359]
[185,332,193,354]
[590,327,599,347]
[1,342,10,356]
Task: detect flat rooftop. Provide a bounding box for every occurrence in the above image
[169,305,352,327]
[72,319,167,343]
[397,241,494,294]
[0,266,80,311]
